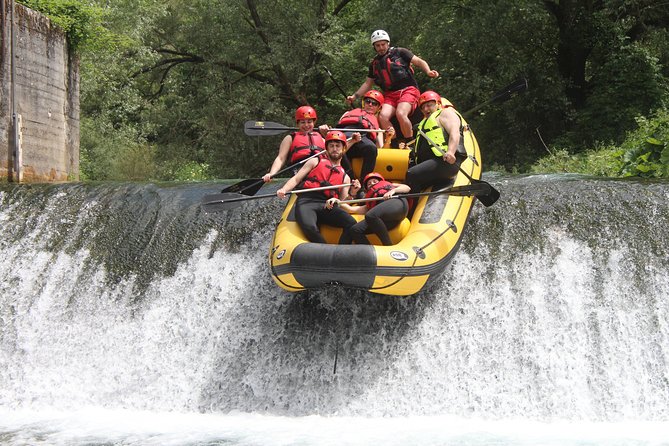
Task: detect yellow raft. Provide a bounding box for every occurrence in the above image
[269,117,483,296]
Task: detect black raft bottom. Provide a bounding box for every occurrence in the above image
[291,243,377,289]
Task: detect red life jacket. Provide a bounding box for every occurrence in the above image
[302,159,347,198]
[289,131,325,164]
[364,180,395,209]
[338,109,380,130]
[371,47,414,91]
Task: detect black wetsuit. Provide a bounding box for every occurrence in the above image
[295,193,356,244]
[347,198,408,246]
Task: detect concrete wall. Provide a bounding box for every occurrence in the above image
[1,0,79,182]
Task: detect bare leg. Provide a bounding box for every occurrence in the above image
[396,102,414,138]
[379,104,395,132]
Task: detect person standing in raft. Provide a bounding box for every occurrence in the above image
[337,90,394,182]
[405,90,464,193]
[346,29,439,141]
[263,106,329,183]
[329,172,411,246]
[277,131,358,244]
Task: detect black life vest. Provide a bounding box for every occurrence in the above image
[371,48,414,91]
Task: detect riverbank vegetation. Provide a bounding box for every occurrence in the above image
[19,0,669,180]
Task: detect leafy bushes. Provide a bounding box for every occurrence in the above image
[531,108,669,178]
[18,0,104,51]
[617,109,669,178]
[529,147,622,177]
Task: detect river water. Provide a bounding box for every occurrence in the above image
[0,176,668,445]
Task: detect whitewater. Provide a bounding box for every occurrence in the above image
[1,175,668,445]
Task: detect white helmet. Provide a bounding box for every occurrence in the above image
[370,29,390,44]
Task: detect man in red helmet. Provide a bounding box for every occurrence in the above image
[263,105,329,183]
[336,90,393,182]
[405,90,464,193]
[277,131,357,244]
[346,30,439,141]
[329,172,411,246]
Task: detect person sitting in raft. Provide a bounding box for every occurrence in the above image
[336,90,395,182]
[263,105,330,183]
[405,90,464,193]
[327,172,411,246]
[277,130,358,244]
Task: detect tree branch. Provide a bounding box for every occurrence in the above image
[245,0,300,102]
[131,54,204,78]
[333,0,353,16]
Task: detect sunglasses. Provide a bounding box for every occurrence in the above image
[363,98,380,106]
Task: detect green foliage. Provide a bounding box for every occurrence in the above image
[79,116,156,181]
[571,44,667,146]
[531,107,669,178]
[618,109,669,178]
[529,147,623,177]
[71,0,669,180]
[18,0,105,51]
[158,161,213,182]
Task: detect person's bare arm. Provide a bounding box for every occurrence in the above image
[346,78,375,105]
[263,134,293,182]
[438,109,461,164]
[411,55,439,78]
[277,158,318,198]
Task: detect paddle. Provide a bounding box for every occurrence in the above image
[415,128,500,207]
[202,183,352,213]
[244,120,384,137]
[219,149,326,196]
[337,183,493,205]
[463,78,528,116]
[322,65,349,101]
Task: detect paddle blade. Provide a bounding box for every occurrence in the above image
[473,181,501,207]
[244,120,292,136]
[220,178,264,196]
[491,78,528,104]
[443,183,492,197]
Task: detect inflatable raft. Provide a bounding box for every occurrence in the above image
[269,117,484,296]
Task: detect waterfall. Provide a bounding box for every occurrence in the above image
[1,177,668,429]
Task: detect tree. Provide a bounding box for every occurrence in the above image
[70,0,669,178]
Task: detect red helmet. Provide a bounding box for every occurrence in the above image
[363,90,385,106]
[325,130,347,144]
[363,172,385,187]
[295,105,317,122]
[418,90,441,107]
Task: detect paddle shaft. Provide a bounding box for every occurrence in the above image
[416,128,477,178]
[463,78,528,116]
[337,184,491,205]
[255,125,383,133]
[219,150,326,195]
[415,128,500,207]
[204,183,352,206]
[322,65,349,100]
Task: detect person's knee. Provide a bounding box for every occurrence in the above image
[349,225,369,244]
[405,169,420,191]
[365,214,383,227]
[349,222,365,234]
[364,143,377,157]
[300,222,320,237]
[379,108,393,122]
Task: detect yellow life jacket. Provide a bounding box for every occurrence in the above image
[414,99,464,159]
